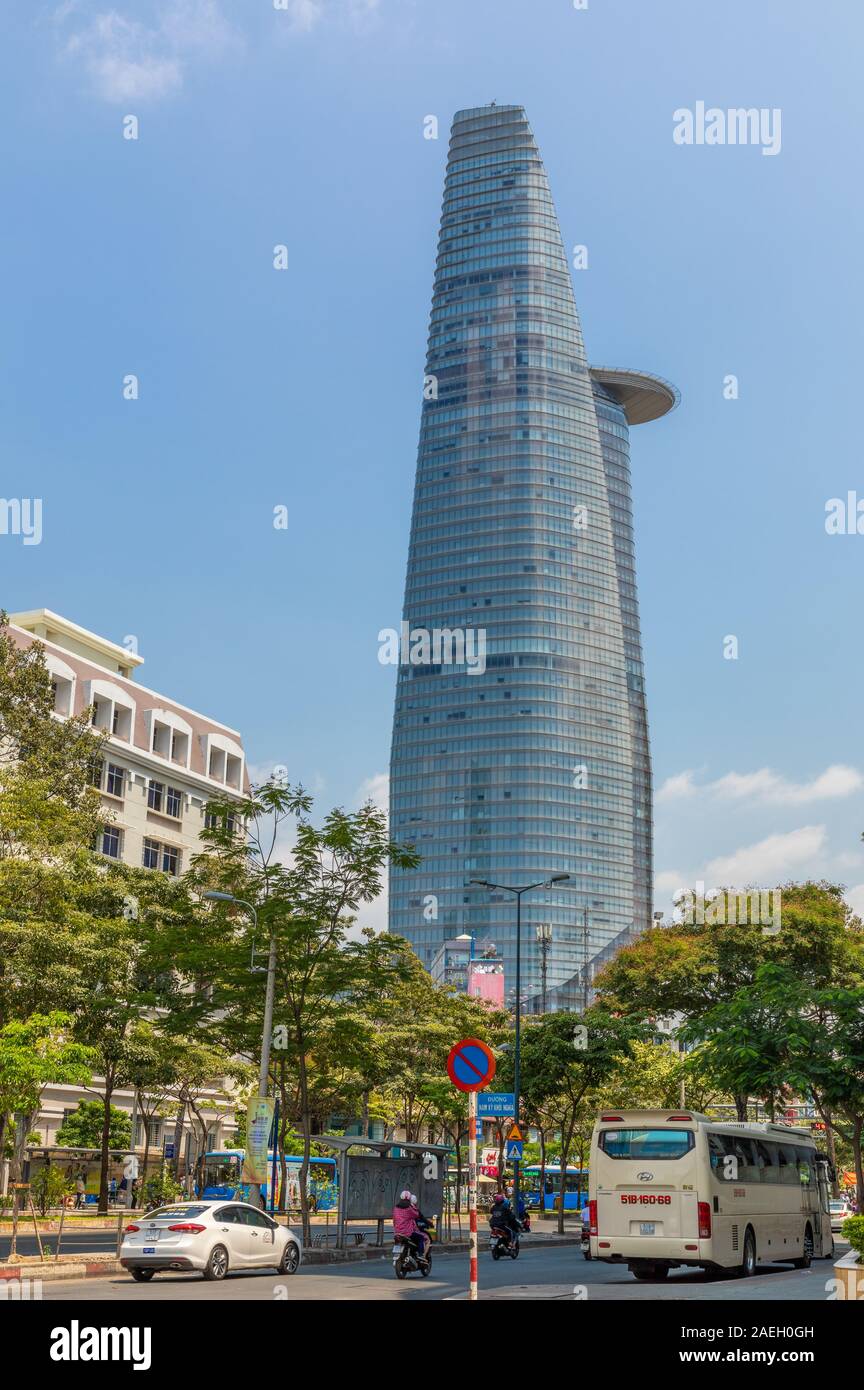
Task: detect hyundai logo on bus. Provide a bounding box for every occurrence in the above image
[446,1038,496,1092]
[637,1172,654,1181]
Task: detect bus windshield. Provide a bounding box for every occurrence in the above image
[599,1128,694,1160]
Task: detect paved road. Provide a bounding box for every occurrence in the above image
[42,1242,846,1301]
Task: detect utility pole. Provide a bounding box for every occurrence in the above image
[581,906,590,1013]
[536,923,552,1014]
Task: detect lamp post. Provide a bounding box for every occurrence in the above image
[204,891,273,1209]
[469,875,571,1219]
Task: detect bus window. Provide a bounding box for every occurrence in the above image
[598,1129,694,1160]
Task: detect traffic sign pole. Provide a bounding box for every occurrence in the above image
[468,1089,478,1301]
[446,1038,496,1304]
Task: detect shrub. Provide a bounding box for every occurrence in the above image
[841,1213,864,1259]
[141,1172,182,1211]
[30,1166,73,1217]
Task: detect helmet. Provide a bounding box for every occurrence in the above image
[494,1191,506,1202]
[410,1193,418,1205]
[399,1190,412,1201]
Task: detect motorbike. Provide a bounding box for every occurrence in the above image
[581,1227,592,1260]
[490,1224,521,1260]
[392,1223,433,1279]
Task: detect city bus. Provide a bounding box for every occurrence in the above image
[523,1165,588,1211]
[589,1109,834,1280]
[200,1150,338,1211]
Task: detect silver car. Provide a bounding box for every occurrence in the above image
[120,1201,302,1282]
[829,1198,854,1233]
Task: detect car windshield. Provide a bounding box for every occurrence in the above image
[145,1205,209,1220]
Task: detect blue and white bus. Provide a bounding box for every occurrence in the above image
[200,1149,338,1211]
[524,1165,589,1211]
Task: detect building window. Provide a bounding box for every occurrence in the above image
[161,845,180,876]
[146,1119,162,1146]
[165,786,182,819]
[142,838,160,870]
[148,780,164,812]
[105,763,125,798]
[89,756,104,789]
[101,826,122,859]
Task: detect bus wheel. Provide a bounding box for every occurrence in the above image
[738,1229,756,1278]
[792,1227,813,1269]
[631,1263,667,1281]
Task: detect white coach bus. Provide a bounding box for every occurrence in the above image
[588,1109,834,1280]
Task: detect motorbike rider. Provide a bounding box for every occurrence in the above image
[489,1191,520,1250]
[409,1192,433,1263]
[392,1189,429,1266]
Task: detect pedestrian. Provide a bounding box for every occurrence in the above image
[108,1176,118,1205]
[74,1174,86,1210]
[130,1177,139,1209]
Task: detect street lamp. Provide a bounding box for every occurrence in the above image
[203,890,273,1210]
[469,874,571,1219]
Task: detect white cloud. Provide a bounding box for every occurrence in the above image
[657,763,862,808]
[56,1,238,103]
[355,771,389,814]
[844,883,864,919]
[704,824,827,885]
[273,0,325,31]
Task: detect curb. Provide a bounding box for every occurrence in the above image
[0,1260,122,1283]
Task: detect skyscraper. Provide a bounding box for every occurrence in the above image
[388,105,677,1010]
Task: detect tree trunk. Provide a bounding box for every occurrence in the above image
[98,1067,116,1213]
[853,1116,864,1211]
[141,1105,152,1193]
[171,1101,186,1180]
[734,1092,748,1122]
[297,1050,312,1246]
[557,1116,576,1235]
[538,1128,547,1219]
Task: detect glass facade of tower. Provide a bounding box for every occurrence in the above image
[389,105,676,1009]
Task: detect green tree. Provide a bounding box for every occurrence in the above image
[0,1012,93,1188]
[595,882,864,1119]
[56,1099,131,1151]
[163,781,422,1242]
[497,1009,647,1231]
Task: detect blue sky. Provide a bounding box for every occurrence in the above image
[2,0,863,922]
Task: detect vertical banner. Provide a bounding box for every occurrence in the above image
[242,1097,274,1184]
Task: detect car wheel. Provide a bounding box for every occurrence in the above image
[131,1269,155,1283]
[738,1229,756,1278]
[203,1243,229,1281]
[792,1226,813,1269]
[279,1240,300,1275]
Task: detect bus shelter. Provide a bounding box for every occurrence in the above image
[312,1136,450,1248]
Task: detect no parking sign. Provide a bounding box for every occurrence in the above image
[446,1038,496,1092]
